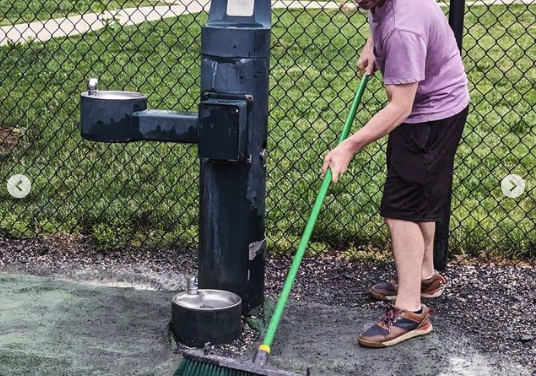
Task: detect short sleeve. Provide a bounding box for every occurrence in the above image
[381,30,427,85]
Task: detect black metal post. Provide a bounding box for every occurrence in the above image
[434,0,466,271]
[197,0,271,314]
[449,0,466,52]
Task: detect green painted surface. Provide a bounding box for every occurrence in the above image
[0,273,179,376]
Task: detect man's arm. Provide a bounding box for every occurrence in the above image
[346,82,417,149]
[321,82,418,183]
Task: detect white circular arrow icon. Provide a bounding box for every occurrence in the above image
[7,174,31,199]
[501,174,525,199]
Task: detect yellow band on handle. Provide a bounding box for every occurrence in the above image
[258,344,271,353]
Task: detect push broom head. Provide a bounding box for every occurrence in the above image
[174,350,306,376]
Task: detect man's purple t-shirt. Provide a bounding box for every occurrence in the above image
[370,0,470,123]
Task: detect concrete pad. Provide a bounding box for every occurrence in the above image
[266,302,511,376]
[0,272,530,376]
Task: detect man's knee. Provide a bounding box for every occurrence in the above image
[384,217,416,228]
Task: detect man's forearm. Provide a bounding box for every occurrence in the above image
[344,101,410,153]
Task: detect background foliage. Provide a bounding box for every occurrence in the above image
[0,0,534,261]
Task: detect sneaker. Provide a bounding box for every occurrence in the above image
[369,272,447,301]
[358,304,433,348]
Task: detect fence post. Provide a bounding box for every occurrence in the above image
[449,0,466,51]
[434,0,466,271]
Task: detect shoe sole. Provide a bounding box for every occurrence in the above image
[421,289,444,299]
[358,322,433,348]
[370,289,444,301]
[369,290,397,301]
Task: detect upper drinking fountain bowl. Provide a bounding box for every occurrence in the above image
[81,91,147,100]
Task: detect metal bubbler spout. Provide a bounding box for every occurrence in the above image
[87,78,98,96]
[187,276,198,295]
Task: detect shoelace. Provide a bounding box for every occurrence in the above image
[380,305,435,333]
[380,304,402,332]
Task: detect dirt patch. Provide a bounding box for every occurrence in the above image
[0,127,22,157]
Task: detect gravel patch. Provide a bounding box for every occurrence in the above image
[0,235,534,374]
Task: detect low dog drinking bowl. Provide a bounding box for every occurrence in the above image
[171,278,242,347]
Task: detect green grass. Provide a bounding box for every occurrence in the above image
[0,5,534,258]
[0,0,170,26]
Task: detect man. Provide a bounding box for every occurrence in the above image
[321,0,470,347]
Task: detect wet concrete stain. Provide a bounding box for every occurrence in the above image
[265,302,506,376]
[0,271,533,376]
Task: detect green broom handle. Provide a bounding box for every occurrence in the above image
[260,74,370,352]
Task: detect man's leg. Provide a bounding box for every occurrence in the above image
[369,219,446,301]
[386,218,424,312]
[420,222,436,280]
[359,217,433,347]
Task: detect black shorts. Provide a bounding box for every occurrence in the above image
[380,106,468,223]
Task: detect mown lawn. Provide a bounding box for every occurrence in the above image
[0,0,169,26]
[0,4,533,258]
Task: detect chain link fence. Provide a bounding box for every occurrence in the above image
[0,0,534,264]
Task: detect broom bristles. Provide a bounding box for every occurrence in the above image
[173,351,304,376]
[175,358,256,376]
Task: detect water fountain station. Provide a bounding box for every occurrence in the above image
[80,0,271,346]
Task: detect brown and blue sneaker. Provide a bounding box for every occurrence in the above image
[369,272,447,301]
[358,304,433,348]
